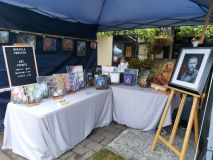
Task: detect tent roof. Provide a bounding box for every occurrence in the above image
[0,0,212,31]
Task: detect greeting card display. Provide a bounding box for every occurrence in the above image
[66,65,84,88]
[109,72,120,84]
[124,73,137,86]
[95,76,109,89]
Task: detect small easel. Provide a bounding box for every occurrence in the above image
[152,86,200,160]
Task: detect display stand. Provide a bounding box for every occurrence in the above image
[152,85,200,160]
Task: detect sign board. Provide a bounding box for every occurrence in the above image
[2,45,38,87]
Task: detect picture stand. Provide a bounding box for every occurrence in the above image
[151,85,201,160]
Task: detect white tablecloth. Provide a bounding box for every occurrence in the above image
[111,85,180,131]
[2,88,113,160]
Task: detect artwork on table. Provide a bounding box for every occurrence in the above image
[124,73,137,86]
[102,66,115,75]
[11,86,28,104]
[125,45,132,57]
[169,48,213,95]
[109,72,120,84]
[0,31,9,43]
[43,37,56,51]
[16,33,36,48]
[37,75,57,97]
[77,41,86,56]
[90,41,97,49]
[139,69,150,87]
[66,65,84,88]
[85,72,93,86]
[95,76,109,89]
[124,68,139,84]
[53,74,68,94]
[152,60,176,86]
[94,66,102,76]
[62,38,74,52]
[67,72,80,92]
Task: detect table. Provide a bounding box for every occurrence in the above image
[2,88,113,160]
[111,85,180,131]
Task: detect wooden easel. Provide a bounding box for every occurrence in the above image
[152,86,200,160]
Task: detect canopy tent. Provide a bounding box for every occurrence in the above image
[0,0,212,32]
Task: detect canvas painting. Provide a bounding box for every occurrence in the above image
[62,38,74,52]
[85,72,93,86]
[95,76,108,89]
[90,41,97,49]
[66,65,84,88]
[169,48,213,95]
[16,33,36,47]
[109,72,120,84]
[124,73,136,86]
[0,31,9,43]
[53,74,68,94]
[102,66,115,75]
[11,86,28,104]
[77,41,86,56]
[152,59,176,86]
[24,84,44,104]
[124,68,139,84]
[43,37,56,51]
[67,72,80,92]
[139,69,150,83]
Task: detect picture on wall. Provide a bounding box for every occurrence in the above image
[77,41,86,56]
[169,48,213,95]
[16,33,36,47]
[43,37,56,51]
[0,31,9,43]
[90,41,97,49]
[62,38,74,52]
[125,45,132,57]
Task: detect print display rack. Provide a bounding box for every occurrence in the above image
[152,85,200,160]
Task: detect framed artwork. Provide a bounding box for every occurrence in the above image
[90,41,97,49]
[125,45,132,57]
[0,31,9,43]
[16,33,36,48]
[102,66,115,75]
[77,41,86,56]
[139,69,150,84]
[109,72,120,84]
[66,65,84,88]
[124,68,139,84]
[43,37,56,51]
[169,48,213,95]
[62,38,74,52]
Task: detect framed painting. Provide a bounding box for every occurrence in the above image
[62,38,74,52]
[0,31,9,43]
[169,47,213,95]
[77,41,86,56]
[125,45,132,57]
[43,37,56,51]
[16,33,36,48]
[90,41,97,49]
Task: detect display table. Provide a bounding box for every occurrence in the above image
[111,85,180,131]
[2,88,113,160]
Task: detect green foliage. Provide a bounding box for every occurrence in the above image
[91,149,127,160]
[177,25,213,38]
[128,58,154,70]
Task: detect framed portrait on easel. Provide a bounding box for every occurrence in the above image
[169,47,213,95]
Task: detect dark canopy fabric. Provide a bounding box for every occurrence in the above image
[0,0,212,32]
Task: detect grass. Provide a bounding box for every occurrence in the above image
[91,149,127,160]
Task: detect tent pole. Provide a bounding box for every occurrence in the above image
[199,2,213,45]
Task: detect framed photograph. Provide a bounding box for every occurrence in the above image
[62,38,74,52]
[77,41,86,56]
[125,45,132,57]
[16,33,36,48]
[43,37,56,51]
[90,41,97,49]
[169,48,213,95]
[0,31,9,43]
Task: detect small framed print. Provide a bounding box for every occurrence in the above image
[169,47,213,95]
[43,37,56,51]
[62,38,74,52]
[90,41,97,49]
[125,45,132,57]
[77,41,86,56]
[0,31,9,43]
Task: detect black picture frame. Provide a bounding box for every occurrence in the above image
[77,41,86,56]
[169,47,213,95]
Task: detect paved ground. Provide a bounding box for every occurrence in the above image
[0,121,127,160]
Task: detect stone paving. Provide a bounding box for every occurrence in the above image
[0,121,127,160]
